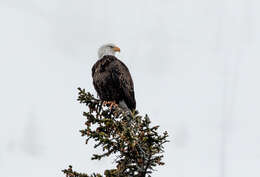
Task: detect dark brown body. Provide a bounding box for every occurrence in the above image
[92,55,136,110]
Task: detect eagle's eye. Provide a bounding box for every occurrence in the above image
[109,45,114,48]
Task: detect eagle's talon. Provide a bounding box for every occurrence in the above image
[103,101,118,109]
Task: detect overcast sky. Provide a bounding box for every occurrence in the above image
[0,0,260,177]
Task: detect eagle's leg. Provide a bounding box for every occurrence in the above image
[103,101,118,109]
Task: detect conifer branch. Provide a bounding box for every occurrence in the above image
[62,88,169,177]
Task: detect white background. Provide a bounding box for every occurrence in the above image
[0,0,259,177]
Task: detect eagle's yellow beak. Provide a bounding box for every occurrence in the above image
[113,46,121,52]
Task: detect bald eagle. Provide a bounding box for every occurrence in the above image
[92,43,136,111]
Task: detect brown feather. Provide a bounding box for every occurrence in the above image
[92,55,136,110]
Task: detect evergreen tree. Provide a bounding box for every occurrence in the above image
[62,88,169,177]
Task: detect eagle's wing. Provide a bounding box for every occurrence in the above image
[91,62,101,97]
[111,59,136,110]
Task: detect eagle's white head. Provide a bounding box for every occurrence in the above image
[98,43,121,59]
